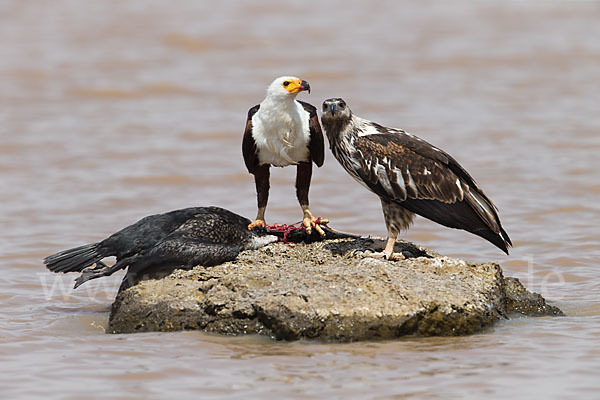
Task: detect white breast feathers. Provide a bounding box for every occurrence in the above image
[252,100,311,167]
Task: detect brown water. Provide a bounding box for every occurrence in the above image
[1,1,599,398]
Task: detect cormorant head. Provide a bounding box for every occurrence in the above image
[266,76,310,99]
[321,98,352,122]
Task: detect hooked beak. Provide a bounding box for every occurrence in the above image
[328,102,336,115]
[300,80,311,94]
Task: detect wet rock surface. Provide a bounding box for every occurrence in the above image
[108,238,563,340]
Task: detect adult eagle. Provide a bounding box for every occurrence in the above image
[320,98,512,259]
[242,76,325,235]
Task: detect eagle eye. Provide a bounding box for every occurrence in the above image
[339,101,346,108]
[283,81,290,87]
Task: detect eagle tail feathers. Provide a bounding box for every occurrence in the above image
[463,189,512,251]
[400,196,511,254]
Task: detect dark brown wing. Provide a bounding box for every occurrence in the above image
[298,100,324,167]
[351,128,511,252]
[242,105,260,174]
[352,131,465,204]
[368,122,483,192]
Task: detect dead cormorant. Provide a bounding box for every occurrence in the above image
[44,206,279,289]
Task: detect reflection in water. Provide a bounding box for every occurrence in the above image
[1,1,599,398]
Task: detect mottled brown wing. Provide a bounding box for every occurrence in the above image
[242,105,260,174]
[352,132,465,204]
[352,129,511,251]
[372,131,507,231]
[298,100,324,167]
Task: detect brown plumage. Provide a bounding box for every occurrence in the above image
[321,97,512,259]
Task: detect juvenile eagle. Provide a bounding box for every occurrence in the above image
[320,98,512,259]
[242,76,325,235]
[44,207,278,289]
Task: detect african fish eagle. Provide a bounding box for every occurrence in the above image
[242,76,326,234]
[320,98,512,260]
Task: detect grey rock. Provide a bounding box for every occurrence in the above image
[108,238,563,340]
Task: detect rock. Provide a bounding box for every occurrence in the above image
[504,277,564,316]
[108,238,563,340]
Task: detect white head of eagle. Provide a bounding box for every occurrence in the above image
[265,76,311,99]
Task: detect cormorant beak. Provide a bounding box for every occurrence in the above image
[300,80,311,94]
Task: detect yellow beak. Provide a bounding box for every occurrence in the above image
[287,79,311,94]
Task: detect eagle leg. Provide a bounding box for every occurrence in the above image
[382,236,405,261]
[248,165,270,230]
[365,199,414,261]
[296,162,327,236]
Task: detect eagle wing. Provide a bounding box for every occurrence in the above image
[242,104,261,174]
[351,124,511,251]
[351,128,466,203]
[298,100,325,167]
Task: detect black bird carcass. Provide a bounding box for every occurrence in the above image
[44,206,279,290]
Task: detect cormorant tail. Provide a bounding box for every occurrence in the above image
[44,243,104,273]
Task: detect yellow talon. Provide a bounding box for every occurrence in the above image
[248,219,266,230]
[302,216,327,237]
[313,223,326,237]
[302,216,313,234]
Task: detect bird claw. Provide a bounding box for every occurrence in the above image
[248,219,266,231]
[354,250,405,261]
[349,247,376,258]
[303,216,328,237]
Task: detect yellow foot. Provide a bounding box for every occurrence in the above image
[248,219,266,230]
[302,216,329,237]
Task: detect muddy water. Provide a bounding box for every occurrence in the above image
[1,1,599,398]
